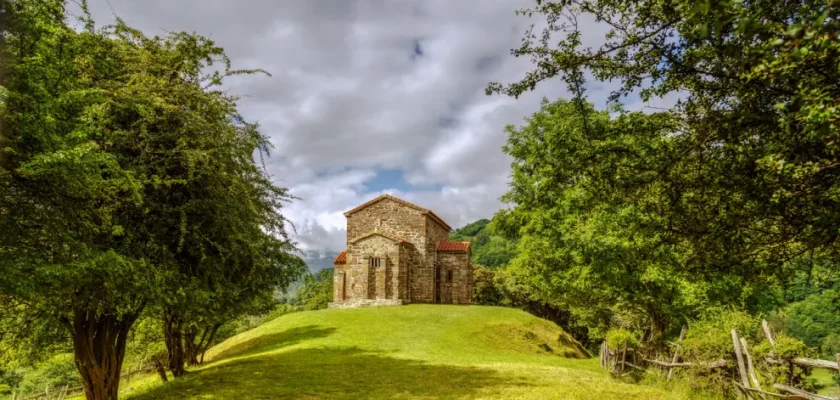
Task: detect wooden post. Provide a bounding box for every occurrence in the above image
[667,325,687,381]
[732,329,753,397]
[762,319,776,347]
[740,337,764,396]
[621,342,628,373]
[600,341,604,368]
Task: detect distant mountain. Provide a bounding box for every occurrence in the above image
[301,249,340,273]
[450,218,518,268]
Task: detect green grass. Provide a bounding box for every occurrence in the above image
[809,368,840,396]
[121,305,697,400]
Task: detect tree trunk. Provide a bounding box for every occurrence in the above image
[197,323,222,365]
[163,311,187,378]
[184,328,199,366]
[153,359,168,383]
[68,307,139,400]
[646,306,668,346]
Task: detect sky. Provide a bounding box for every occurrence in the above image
[75,0,666,258]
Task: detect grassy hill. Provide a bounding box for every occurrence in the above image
[119,305,692,400]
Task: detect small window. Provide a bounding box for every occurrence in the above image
[447,270,453,282]
[369,257,382,268]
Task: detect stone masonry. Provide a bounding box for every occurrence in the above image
[329,194,473,308]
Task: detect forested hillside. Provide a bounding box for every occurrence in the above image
[449,219,518,268]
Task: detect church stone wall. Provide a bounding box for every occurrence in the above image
[346,198,427,253]
[438,252,473,304]
[345,235,400,300]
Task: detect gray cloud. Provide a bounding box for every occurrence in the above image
[76,1,660,254]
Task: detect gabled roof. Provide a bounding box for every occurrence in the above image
[437,241,471,253]
[334,251,347,264]
[349,229,411,244]
[343,194,452,231]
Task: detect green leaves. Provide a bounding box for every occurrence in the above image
[490,0,840,345]
[0,0,303,392]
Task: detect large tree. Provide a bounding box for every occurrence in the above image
[490,0,840,341]
[0,1,302,398]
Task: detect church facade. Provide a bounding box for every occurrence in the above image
[329,194,473,308]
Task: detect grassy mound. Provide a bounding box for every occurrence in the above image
[121,305,690,399]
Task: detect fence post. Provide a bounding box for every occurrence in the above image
[739,337,762,393]
[761,319,776,347]
[731,329,753,398]
[621,342,628,373]
[667,325,687,381]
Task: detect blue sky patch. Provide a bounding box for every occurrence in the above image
[364,168,414,192]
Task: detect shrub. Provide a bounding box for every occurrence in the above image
[781,290,840,355]
[678,309,759,397]
[606,328,639,350]
[295,269,333,311]
[681,309,758,363]
[472,265,502,305]
[821,333,840,360]
[16,353,80,395]
[753,333,815,390]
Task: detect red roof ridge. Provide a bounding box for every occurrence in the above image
[349,229,411,244]
[334,250,347,264]
[437,241,471,253]
[343,194,452,231]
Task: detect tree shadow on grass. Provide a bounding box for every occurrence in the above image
[127,346,531,400]
[210,325,337,361]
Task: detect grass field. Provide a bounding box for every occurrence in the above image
[809,368,840,397]
[113,305,698,400]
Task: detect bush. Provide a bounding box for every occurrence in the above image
[821,333,840,360]
[295,269,333,311]
[678,309,759,398]
[681,309,758,363]
[16,353,80,395]
[472,265,502,305]
[753,333,815,390]
[606,328,639,350]
[780,290,840,356]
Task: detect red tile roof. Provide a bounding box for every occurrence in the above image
[334,251,346,264]
[343,194,452,231]
[437,241,471,253]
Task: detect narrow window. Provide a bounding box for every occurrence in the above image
[447,270,453,282]
[369,257,382,268]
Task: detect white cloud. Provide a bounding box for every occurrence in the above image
[76,0,629,254]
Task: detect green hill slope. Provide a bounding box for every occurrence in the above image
[122,305,689,400]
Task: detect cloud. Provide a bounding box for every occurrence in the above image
[76,0,640,254]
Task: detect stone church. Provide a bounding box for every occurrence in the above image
[329,194,473,308]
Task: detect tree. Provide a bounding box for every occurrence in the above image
[490,0,840,342]
[295,269,334,311]
[450,219,518,268]
[0,1,302,398]
[495,98,714,343]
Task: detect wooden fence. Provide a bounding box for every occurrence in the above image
[600,320,840,400]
